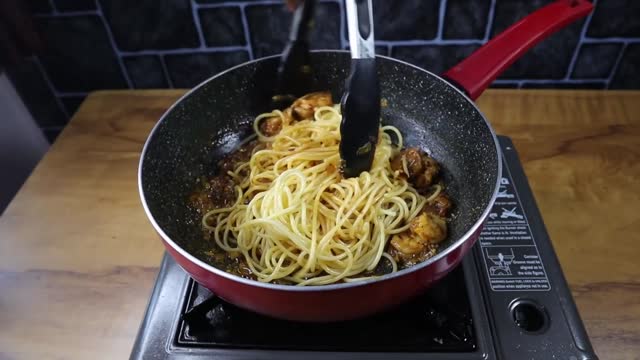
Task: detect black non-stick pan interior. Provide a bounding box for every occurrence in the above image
[140,51,499,272]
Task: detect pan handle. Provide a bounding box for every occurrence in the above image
[442,0,593,101]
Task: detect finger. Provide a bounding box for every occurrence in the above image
[285,0,301,11]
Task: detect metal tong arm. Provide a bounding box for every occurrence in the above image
[289,0,315,41]
[345,0,375,59]
[339,0,380,178]
[272,0,317,108]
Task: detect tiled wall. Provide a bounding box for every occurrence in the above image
[7,0,640,143]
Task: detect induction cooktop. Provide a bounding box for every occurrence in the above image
[130,136,598,360]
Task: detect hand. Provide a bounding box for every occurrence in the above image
[0,0,42,68]
[286,0,302,11]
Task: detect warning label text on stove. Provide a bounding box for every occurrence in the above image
[479,157,551,292]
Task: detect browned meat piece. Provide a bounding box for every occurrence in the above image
[189,175,236,214]
[388,236,438,267]
[409,212,447,245]
[390,147,440,191]
[389,212,447,267]
[259,116,282,137]
[217,140,259,173]
[423,192,452,218]
[390,153,403,173]
[413,155,439,190]
[256,92,332,137]
[290,91,333,120]
[405,148,424,176]
[390,147,419,176]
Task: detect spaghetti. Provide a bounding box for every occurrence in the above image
[196,94,449,286]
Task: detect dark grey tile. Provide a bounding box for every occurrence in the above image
[246,3,340,58]
[368,0,439,41]
[491,0,583,79]
[28,0,52,13]
[376,45,389,57]
[100,0,199,51]
[35,16,127,92]
[123,56,169,89]
[587,0,640,38]
[571,43,623,79]
[6,58,67,127]
[165,51,249,88]
[42,126,64,144]
[315,1,342,51]
[610,44,640,89]
[54,0,97,11]
[443,0,491,40]
[491,0,554,36]
[391,44,480,75]
[521,81,605,89]
[199,7,246,47]
[60,95,87,115]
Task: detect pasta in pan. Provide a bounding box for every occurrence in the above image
[190,92,452,286]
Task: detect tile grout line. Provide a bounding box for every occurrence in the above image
[436,0,447,41]
[191,0,207,49]
[493,79,608,89]
[564,0,597,80]
[32,57,69,118]
[528,80,606,84]
[159,55,174,88]
[495,78,609,84]
[605,43,627,89]
[484,0,496,41]
[119,46,249,57]
[239,4,255,59]
[197,0,282,8]
[582,37,640,44]
[492,80,520,85]
[196,0,336,9]
[94,0,133,88]
[376,39,485,46]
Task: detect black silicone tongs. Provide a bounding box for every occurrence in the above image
[339,0,381,178]
[271,0,317,110]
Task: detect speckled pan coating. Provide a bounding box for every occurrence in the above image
[139,50,500,289]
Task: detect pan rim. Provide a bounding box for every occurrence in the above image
[138,49,502,292]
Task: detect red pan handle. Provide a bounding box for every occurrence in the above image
[442,0,593,100]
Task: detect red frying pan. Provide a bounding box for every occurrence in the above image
[139,0,593,321]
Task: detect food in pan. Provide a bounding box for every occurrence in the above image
[189,92,452,285]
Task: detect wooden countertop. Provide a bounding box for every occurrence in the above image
[0,89,638,359]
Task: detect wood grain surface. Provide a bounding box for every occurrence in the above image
[0,90,638,359]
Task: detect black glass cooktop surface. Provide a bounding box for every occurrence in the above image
[178,265,475,352]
